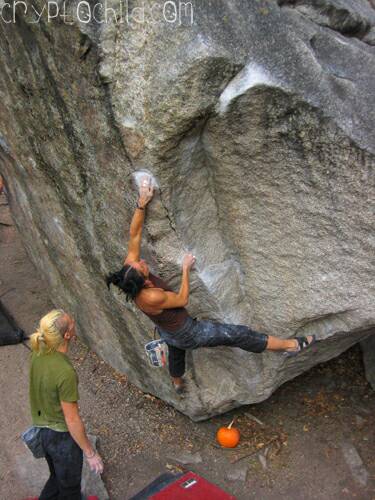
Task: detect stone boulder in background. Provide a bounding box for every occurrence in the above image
[0,0,374,420]
[361,334,375,390]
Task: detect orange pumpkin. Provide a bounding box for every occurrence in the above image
[216,420,240,448]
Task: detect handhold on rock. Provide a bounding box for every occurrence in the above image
[132,169,159,192]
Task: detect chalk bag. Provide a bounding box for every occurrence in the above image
[145,339,169,368]
[21,426,45,459]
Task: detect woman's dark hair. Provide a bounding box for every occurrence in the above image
[106,265,145,302]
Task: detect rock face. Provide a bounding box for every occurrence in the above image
[0,0,374,420]
[361,334,375,390]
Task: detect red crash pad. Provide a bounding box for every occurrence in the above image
[150,471,236,500]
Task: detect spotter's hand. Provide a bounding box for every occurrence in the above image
[86,452,104,475]
[138,176,154,208]
[183,253,196,271]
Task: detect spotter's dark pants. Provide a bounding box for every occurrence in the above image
[163,318,269,378]
[39,428,83,500]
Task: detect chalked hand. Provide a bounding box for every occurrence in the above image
[183,253,196,271]
[138,176,154,208]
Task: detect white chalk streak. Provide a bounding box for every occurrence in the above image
[218,63,274,114]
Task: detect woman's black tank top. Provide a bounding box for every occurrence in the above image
[141,273,189,333]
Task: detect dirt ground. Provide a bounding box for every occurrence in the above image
[1,191,375,500]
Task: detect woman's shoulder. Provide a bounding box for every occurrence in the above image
[137,286,164,303]
[135,287,166,315]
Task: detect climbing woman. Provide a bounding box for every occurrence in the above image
[106,176,316,394]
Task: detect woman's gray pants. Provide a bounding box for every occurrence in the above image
[157,317,268,377]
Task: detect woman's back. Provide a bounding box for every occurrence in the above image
[30,351,78,432]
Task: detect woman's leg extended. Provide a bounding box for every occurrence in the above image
[191,320,314,354]
[192,320,269,353]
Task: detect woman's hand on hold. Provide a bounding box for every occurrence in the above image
[138,176,154,208]
[86,452,104,474]
[183,253,196,271]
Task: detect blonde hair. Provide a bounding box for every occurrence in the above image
[30,309,69,354]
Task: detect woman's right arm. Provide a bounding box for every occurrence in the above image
[143,254,196,309]
[61,401,104,474]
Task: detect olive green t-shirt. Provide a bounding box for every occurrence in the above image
[29,351,79,432]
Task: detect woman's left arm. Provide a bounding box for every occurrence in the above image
[124,178,154,263]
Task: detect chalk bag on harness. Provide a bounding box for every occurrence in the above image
[144,335,169,368]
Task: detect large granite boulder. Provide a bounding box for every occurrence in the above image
[0,0,374,420]
[361,333,375,390]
